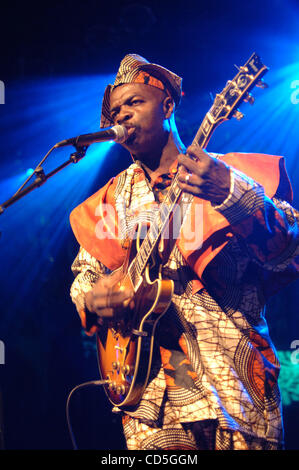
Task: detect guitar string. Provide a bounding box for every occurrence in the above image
[127,57,266,289]
[128,172,187,288]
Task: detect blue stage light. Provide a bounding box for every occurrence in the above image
[25,168,34,177]
[0,74,120,319]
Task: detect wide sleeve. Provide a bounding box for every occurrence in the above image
[214,168,299,275]
[70,246,111,333]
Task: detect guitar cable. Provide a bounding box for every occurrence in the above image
[66,379,110,450]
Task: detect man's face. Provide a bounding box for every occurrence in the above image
[109,83,169,158]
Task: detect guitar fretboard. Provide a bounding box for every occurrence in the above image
[128,171,183,288]
[127,53,268,290]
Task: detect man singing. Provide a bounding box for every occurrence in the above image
[69,54,299,450]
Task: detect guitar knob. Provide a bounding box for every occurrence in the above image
[116,385,126,395]
[108,381,117,392]
[112,361,120,371]
[122,365,132,376]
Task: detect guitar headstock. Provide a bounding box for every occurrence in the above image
[207,53,268,125]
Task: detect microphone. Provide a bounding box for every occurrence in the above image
[54,125,128,148]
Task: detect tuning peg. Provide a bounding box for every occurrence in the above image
[244,93,255,105]
[255,79,268,89]
[235,64,249,74]
[233,110,244,120]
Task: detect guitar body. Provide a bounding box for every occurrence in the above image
[96,230,174,409]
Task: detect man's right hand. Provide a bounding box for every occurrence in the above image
[85,269,134,323]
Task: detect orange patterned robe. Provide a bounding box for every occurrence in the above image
[70,153,299,449]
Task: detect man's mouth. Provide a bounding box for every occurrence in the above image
[125,127,137,145]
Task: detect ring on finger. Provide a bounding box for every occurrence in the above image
[185,173,191,184]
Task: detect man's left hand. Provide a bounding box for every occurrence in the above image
[177,145,231,205]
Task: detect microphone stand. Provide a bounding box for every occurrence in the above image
[0,146,88,215]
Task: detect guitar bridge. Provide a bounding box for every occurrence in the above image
[132,329,148,337]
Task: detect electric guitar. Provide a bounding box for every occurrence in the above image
[96,53,269,409]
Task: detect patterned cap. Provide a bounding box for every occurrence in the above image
[100,54,182,128]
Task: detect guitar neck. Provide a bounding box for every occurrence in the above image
[127,53,268,290]
[128,123,212,290]
[193,115,217,149]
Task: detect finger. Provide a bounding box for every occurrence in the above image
[107,268,124,284]
[96,285,134,304]
[92,292,133,310]
[177,167,205,195]
[178,168,202,186]
[95,307,114,318]
[94,298,134,319]
[186,144,210,161]
[178,154,206,176]
[92,282,133,299]
[177,179,204,197]
[177,168,203,187]
[94,270,123,290]
[85,290,95,313]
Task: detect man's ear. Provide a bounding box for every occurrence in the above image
[163,96,175,119]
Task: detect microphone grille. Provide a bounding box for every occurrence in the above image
[112,125,128,143]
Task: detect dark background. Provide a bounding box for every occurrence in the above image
[0,0,299,451]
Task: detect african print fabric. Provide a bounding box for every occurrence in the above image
[100,53,182,128]
[70,159,299,450]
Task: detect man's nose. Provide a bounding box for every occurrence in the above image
[116,107,133,125]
